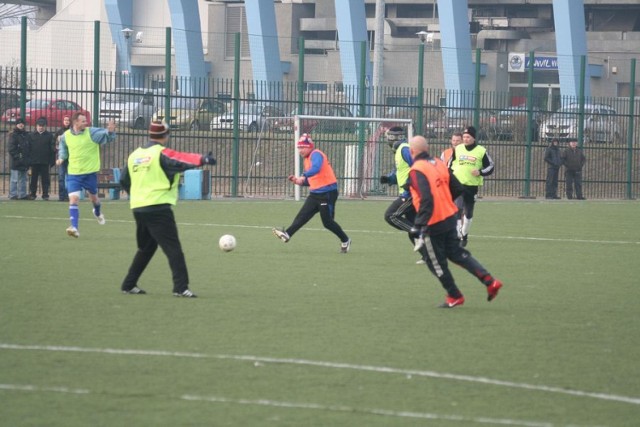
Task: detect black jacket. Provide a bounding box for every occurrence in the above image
[28,130,55,166]
[544,143,562,168]
[9,127,30,170]
[562,147,586,172]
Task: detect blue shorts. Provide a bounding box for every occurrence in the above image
[67,173,98,195]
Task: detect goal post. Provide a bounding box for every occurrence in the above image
[292,115,414,201]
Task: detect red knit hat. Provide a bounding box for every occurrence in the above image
[297,133,314,148]
[149,121,170,137]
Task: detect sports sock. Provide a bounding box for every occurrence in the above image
[93,202,101,217]
[70,204,79,229]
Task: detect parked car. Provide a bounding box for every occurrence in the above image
[382,104,444,135]
[154,98,226,131]
[210,103,283,132]
[99,88,164,129]
[272,104,355,134]
[424,108,474,139]
[485,105,544,141]
[539,103,621,144]
[2,98,90,127]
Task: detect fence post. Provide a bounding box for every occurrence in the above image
[164,27,172,127]
[93,21,100,124]
[20,16,27,116]
[297,37,304,115]
[356,41,367,197]
[231,32,241,197]
[417,42,424,133]
[522,50,535,198]
[626,58,636,200]
[473,48,481,129]
[577,55,586,147]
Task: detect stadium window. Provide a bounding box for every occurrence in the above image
[304,82,328,93]
[225,4,250,60]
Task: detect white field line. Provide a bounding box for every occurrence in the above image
[180,394,565,427]
[2,215,639,245]
[0,381,588,426]
[1,343,639,406]
[0,383,89,394]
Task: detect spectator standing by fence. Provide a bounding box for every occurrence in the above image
[543,138,562,199]
[57,113,116,238]
[28,117,55,200]
[55,115,71,201]
[562,138,586,200]
[8,119,30,200]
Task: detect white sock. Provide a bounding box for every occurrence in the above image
[456,219,463,239]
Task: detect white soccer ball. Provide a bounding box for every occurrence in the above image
[218,234,236,252]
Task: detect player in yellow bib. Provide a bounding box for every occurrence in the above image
[119,121,217,298]
[448,126,494,247]
[56,112,116,238]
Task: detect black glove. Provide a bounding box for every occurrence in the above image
[380,175,389,184]
[203,152,217,165]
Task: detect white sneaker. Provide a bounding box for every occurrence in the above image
[416,259,426,265]
[272,227,290,243]
[93,208,106,225]
[66,226,79,238]
[340,239,351,253]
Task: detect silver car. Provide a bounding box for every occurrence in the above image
[539,103,621,144]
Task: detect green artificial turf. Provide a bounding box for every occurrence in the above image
[1,198,639,426]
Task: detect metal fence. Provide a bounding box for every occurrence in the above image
[1,20,639,199]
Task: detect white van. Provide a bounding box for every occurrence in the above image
[99,88,165,129]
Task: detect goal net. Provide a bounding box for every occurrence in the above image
[250,115,413,200]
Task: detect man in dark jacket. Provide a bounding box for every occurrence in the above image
[561,138,586,200]
[28,117,55,200]
[543,138,562,199]
[8,119,31,200]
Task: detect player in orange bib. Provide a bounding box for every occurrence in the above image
[408,135,503,308]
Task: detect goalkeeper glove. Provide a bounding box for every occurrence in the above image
[409,226,428,252]
[380,175,390,184]
[203,152,217,165]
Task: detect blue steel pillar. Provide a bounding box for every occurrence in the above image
[104,0,138,82]
[244,0,283,101]
[552,0,590,102]
[335,0,371,111]
[167,0,209,97]
[437,0,475,109]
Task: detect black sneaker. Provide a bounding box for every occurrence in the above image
[173,289,197,298]
[122,286,147,295]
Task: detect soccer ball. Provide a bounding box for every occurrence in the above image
[218,234,236,252]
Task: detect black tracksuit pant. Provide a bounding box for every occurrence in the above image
[29,164,51,198]
[121,207,189,293]
[286,189,349,242]
[422,227,493,298]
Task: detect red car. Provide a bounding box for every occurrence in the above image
[2,98,91,127]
